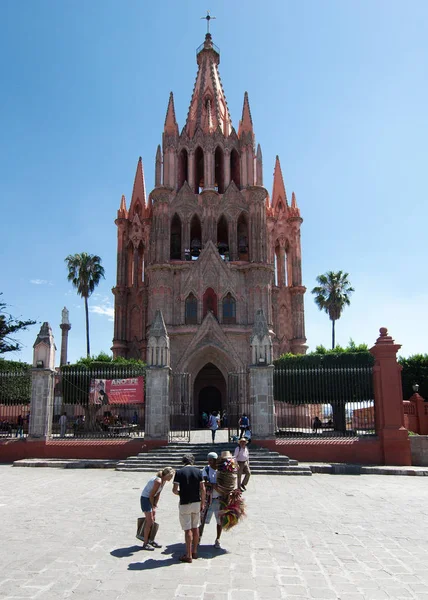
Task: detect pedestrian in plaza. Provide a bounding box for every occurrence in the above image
[233,437,251,491]
[139,467,175,551]
[199,451,223,549]
[208,411,220,443]
[312,416,322,433]
[243,426,252,445]
[59,412,67,438]
[238,413,250,438]
[173,453,206,563]
[16,414,24,437]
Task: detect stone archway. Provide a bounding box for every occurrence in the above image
[194,363,226,427]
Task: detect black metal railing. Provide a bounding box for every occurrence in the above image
[0,368,31,438]
[52,365,146,439]
[274,364,375,437]
[227,369,250,442]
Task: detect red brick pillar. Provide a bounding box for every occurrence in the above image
[410,392,428,435]
[370,327,411,465]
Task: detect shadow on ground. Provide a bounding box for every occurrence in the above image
[114,543,228,571]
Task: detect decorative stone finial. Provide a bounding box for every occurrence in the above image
[250,309,273,365]
[33,322,56,370]
[375,327,394,344]
[61,307,70,326]
[147,310,170,367]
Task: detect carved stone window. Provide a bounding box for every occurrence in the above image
[203,288,217,319]
[185,293,198,325]
[222,293,236,324]
[170,214,182,260]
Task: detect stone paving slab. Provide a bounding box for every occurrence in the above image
[1,466,428,599]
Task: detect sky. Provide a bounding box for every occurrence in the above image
[1,0,427,365]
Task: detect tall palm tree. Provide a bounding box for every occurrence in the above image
[65,253,105,357]
[311,271,354,349]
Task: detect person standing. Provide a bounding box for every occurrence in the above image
[173,454,206,563]
[199,451,222,549]
[59,412,67,438]
[16,414,24,437]
[208,411,220,443]
[234,438,251,491]
[139,467,175,551]
[238,413,250,438]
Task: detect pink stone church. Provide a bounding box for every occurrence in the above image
[112,33,306,420]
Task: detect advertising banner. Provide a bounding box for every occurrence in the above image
[89,377,144,405]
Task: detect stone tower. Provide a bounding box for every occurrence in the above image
[112,33,307,421]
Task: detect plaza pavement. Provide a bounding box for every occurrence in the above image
[1,465,428,600]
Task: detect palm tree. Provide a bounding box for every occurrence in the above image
[311,271,354,349]
[65,253,105,357]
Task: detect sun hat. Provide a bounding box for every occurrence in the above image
[238,438,248,444]
[207,451,218,459]
[220,450,233,459]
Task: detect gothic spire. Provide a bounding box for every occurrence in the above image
[256,143,263,186]
[164,92,179,136]
[238,91,253,138]
[155,145,162,187]
[117,194,128,218]
[271,155,288,210]
[184,34,232,138]
[129,156,146,214]
[289,191,301,218]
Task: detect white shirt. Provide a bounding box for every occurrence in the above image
[59,415,67,425]
[234,446,249,462]
[201,465,219,499]
[141,476,163,498]
[209,415,219,430]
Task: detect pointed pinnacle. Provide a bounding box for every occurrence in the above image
[120,194,127,211]
[272,155,288,208]
[239,91,253,137]
[131,156,146,209]
[156,144,162,159]
[256,143,262,159]
[164,92,179,135]
[291,191,297,208]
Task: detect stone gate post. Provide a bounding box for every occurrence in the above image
[249,309,275,438]
[370,327,411,465]
[29,323,56,439]
[144,310,170,440]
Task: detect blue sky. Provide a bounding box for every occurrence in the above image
[1,0,427,364]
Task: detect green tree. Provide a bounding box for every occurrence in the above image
[65,253,105,358]
[0,293,36,355]
[311,271,355,349]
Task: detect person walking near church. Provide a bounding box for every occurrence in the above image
[238,413,250,438]
[234,437,251,491]
[208,411,220,443]
[199,451,223,549]
[173,454,206,563]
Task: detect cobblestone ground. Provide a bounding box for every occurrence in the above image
[1,465,428,600]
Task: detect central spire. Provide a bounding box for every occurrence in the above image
[184,33,232,138]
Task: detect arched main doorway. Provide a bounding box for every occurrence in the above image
[193,363,226,427]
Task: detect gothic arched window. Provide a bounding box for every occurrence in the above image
[237,213,249,260]
[214,146,224,193]
[217,215,229,259]
[170,214,182,260]
[230,148,240,189]
[222,293,236,324]
[178,148,188,191]
[190,214,202,259]
[185,293,198,325]
[194,147,204,193]
[203,288,217,319]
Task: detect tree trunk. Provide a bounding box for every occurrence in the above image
[332,319,336,350]
[84,296,90,358]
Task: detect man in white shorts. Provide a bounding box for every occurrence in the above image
[173,453,206,563]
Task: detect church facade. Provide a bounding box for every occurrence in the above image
[112,33,306,422]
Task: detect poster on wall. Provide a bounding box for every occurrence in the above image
[89,377,144,405]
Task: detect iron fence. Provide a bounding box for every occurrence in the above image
[274,364,375,437]
[52,365,146,439]
[227,369,250,441]
[169,372,191,443]
[0,368,31,438]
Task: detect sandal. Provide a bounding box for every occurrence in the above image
[179,555,192,563]
[192,553,198,559]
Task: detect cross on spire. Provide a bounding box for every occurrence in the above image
[201,10,216,34]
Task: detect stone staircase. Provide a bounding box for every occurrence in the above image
[116,443,312,475]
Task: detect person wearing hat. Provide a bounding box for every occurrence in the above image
[233,437,251,491]
[199,451,222,549]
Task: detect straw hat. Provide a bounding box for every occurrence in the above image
[220,450,233,459]
[238,438,248,444]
